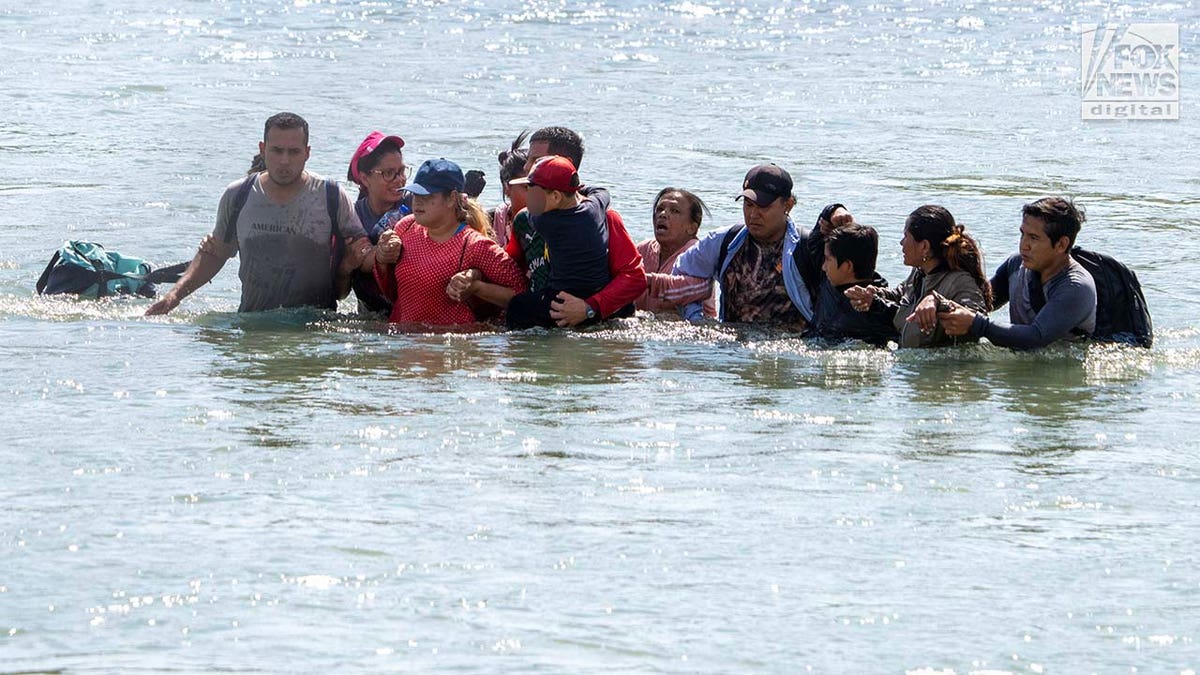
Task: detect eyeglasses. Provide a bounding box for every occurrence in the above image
[368,166,411,182]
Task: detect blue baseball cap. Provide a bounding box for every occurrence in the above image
[403,158,465,195]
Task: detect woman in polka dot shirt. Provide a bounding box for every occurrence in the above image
[374,159,526,327]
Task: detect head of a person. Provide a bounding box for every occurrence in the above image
[1020,196,1085,272]
[509,155,580,217]
[823,222,878,286]
[404,158,467,228]
[901,205,958,267]
[653,188,707,253]
[736,164,795,243]
[499,130,531,209]
[903,204,994,309]
[528,126,584,171]
[259,112,310,187]
[348,131,407,206]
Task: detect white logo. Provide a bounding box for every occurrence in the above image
[1081,23,1179,120]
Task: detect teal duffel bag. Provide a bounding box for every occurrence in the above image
[36,240,189,299]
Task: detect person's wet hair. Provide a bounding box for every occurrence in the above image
[498,130,531,186]
[530,126,584,168]
[263,112,309,144]
[1022,196,1085,248]
[653,187,710,228]
[906,204,993,311]
[826,222,878,280]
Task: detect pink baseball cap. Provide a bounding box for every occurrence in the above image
[349,131,405,185]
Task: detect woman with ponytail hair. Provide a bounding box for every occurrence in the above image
[372,158,525,327]
[846,205,991,347]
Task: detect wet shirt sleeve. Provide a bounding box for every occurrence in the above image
[212,181,242,255]
[335,185,367,242]
[470,238,528,294]
[990,254,1020,310]
[970,273,1097,349]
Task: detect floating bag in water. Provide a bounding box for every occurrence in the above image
[1070,247,1153,348]
[36,240,190,299]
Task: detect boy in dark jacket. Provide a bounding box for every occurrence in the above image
[809,223,898,347]
[505,155,612,329]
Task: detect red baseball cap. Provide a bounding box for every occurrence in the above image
[509,155,580,193]
[349,131,405,185]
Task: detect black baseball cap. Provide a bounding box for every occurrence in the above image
[737,164,793,207]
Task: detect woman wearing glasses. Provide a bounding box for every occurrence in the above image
[345,131,410,314]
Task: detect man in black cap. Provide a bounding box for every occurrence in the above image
[668,164,833,328]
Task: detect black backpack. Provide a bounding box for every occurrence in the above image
[225,175,340,245]
[1070,247,1153,348]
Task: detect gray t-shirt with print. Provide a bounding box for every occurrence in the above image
[213,173,365,312]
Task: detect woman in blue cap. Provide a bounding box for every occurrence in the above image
[373,159,525,326]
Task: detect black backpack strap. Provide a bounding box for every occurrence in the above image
[144,261,191,285]
[325,179,340,228]
[325,180,348,279]
[70,241,111,297]
[793,223,814,290]
[715,225,745,273]
[224,175,257,244]
[35,250,62,295]
[1126,267,1153,347]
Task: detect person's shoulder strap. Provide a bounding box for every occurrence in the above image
[325,179,340,229]
[792,221,812,271]
[225,175,257,244]
[716,224,745,273]
[35,249,62,295]
[144,261,192,285]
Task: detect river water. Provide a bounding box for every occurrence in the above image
[2,0,1199,672]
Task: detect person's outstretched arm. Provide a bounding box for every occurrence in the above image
[144,243,232,315]
[577,210,647,320]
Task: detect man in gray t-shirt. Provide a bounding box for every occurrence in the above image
[146,112,375,315]
[213,172,363,312]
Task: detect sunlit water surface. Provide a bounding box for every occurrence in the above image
[2,0,1199,672]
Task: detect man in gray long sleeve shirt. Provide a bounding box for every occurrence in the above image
[938,197,1096,349]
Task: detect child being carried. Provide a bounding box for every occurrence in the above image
[505,155,612,329]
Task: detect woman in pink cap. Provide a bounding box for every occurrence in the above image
[344,131,409,314]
